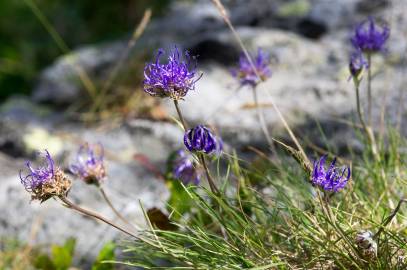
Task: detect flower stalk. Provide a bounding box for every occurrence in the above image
[367,53,373,127]
[212,0,309,165]
[251,86,276,153]
[174,99,188,131]
[58,196,138,239]
[354,83,379,160]
[198,153,219,194]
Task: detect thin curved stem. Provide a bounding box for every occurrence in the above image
[173,99,188,131]
[212,0,309,165]
[356,85,378,153]
[367,53,373,127]
[252,86,277,154]
[58,196,138,239]
[355,84,368,135]
[199,153,219,194]
[99,186,137,229]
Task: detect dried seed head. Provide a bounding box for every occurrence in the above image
[20,150,71,202]
[355,230,377,260]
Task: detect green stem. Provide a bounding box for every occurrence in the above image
[59,196,138,239]
[367,53,372,127]
[173,99,188,131]
[199,153,219,194]
[355,77,380,162]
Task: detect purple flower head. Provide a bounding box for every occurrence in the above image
[20,150,55,192]
[184,125,221,154]
[349,49,369,78]
[351,17,390,53]
[311,155,351,192]
[70,143,106,185]
[143,46,202,100]
[19,150,71,202]
[232,48,272,87]
[173,150,201,185]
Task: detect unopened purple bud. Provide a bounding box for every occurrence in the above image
[184,125,220,154]
[349,50,368,78]
[70,143,106,185]
[351,17,390,53]
[173,150,201,185]
[231,48,272,87]
[311,155,351,192]
[143,46,202,100]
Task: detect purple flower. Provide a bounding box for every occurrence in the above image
[312,155,351,192]
[349,50,369,78]
[20,150,55,192]
[351,17,390,53]
[70,143,106,185]
[143,46,202,100]
[184,125,221,154]
[173,150,201,185]
[232,48,272,87]
[20,150,71,201]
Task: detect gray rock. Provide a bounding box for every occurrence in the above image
[33,42,126,105]
[31,0,399,106]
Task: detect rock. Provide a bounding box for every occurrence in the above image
[31,0,397,106]
[356,0,390,13]
[33,42,126,105]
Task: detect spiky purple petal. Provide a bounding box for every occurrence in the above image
[351,17,390,53]
[311,155,351,192]
[70,143,105,184]
[143,46,201,99]
[20,150,55,192]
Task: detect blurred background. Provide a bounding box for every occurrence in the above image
[0,0,405,268]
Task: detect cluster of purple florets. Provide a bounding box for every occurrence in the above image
[231,48,272,87]
[351,17,390,53]
[70,143,106,184]
[143,47,201,100]
[349,17,390,79]
[20,150,55,192]
[311,156,351,192]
